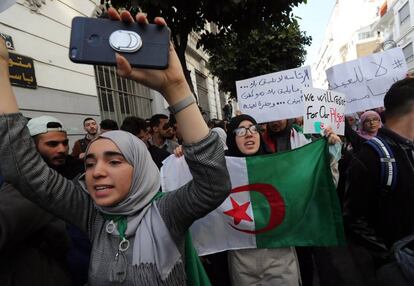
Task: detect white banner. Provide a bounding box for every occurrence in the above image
[161,155,256,255]
[302,88,346,136]
[326,47,407,114]
[0,0,15,13]
[236,66,312,123]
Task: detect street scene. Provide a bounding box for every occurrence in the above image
[0,0,413,285]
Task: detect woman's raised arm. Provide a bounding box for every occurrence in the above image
[0,38,18,114]
[108,8,209,144]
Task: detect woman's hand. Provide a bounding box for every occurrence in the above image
[107,8,190,105]
[107,8,208,144]
[323,127,342,145]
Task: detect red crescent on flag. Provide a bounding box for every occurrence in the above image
[228,183,285,234]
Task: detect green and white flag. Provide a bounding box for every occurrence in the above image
[161,139,345,256]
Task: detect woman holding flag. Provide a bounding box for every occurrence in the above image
[225,114,341,286]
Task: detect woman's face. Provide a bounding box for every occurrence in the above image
[235,120,260,155]
[85,139,133,206]
[363,115,381,134]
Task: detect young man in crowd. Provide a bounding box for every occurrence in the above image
[99,118,118,133]
[71,117,98,159]
[0,115,89,286]
[149,113,179,154]
[223,100,233,121]
[121,116,170,169]
[345,78,414,286]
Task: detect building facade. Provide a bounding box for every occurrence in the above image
[313,0,383,88]
[375,0,414,72]
[151,28,224,120]
[0,0,100,145]
[0,0,224,148]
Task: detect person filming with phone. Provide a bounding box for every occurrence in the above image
[0,7,230,286]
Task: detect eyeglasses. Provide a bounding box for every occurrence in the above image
[364,118,380,124]
[234,125,259,137]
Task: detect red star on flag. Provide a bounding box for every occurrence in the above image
[223,197,253,225]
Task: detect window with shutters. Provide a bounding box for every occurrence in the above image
[399,2,411,31]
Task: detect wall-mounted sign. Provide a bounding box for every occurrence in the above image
[0,33,15,50]
[9,52,37,89]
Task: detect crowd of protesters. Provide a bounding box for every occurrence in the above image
[0,7,414,286]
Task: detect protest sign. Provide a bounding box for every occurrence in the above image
[326,47,407,114]
[236,66,312,123]
[0,0,15,13]
[302,88,346,136]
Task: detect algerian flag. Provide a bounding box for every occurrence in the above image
[161,138,345,256]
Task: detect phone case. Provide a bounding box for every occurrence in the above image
[69,17,170,69]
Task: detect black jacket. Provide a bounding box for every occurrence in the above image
[148,142,170,169]
[0,183,73,286]
[0,155,87,286]
[344,127,414,260]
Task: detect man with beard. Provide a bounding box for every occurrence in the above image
[30,116,85,178]
[0,116,89,286]
[262,119,311,152]
[71,117,98,159]
[149,114,179,154]
[120,116,170,169]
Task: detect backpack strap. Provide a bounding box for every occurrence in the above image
[365,137,397,191]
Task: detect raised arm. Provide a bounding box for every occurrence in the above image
[107,9,231,235]
[0,38,18,114]
[0,39,95,234]
[158,131,231,238]
[110,8,209,144]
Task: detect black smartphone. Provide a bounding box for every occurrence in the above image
[69,17,170,69]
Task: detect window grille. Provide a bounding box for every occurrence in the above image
[195,71,210,119]
[403,42,414,63]
[94,66,153,124]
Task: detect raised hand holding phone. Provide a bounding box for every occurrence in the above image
[69,15,170,69]
[107,8,209,144]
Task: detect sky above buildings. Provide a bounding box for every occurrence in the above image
[293,0,336,66]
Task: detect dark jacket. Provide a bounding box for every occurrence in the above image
[0,183,72,286]
[71,136,92,159]
[0,154,88,286]
[55,156,90,286]
[344,127,414,262]
[344,119,367,153]
[54,154,84,180]
[148,142,170,169]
